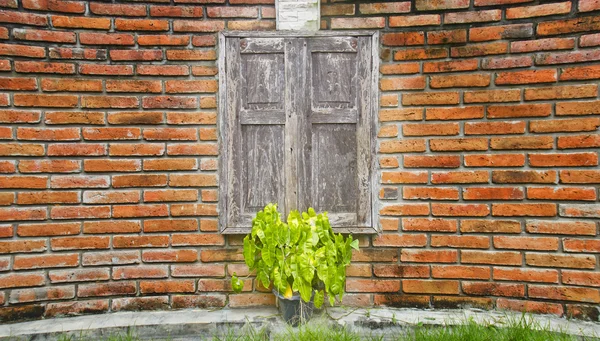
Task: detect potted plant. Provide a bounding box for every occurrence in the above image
[231,203,359,326]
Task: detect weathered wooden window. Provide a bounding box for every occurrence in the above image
[218,31,379,234]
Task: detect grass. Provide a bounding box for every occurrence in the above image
[48,313,597,341]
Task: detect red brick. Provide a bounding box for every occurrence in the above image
[563,239,600,253]
[427,29,467,44]
[13,164,61,181]
[380,63,420,75]
[560,170,600,183]
[463,187,524,200]
[537,50,600,65]
[431,170,489,183]
[426,106,483,120]
[381,32,425,47]
[142,250,198,263]
[390,14,440,27]
[495,69,556,85]
[143,96,197,109]
[526,85,598,101]
[446,10,501,24]
[402,218,457,232]
[51,237,110,251]
[403,155,460,168]
[0,43,45,58]
[462,250,522,266]
[494,267,558,283]
[109,50,163,61]
[463,282,525,297]
[0,110,41,123]
[490,136,554,150]
[15,61,75,74]
[379,108,423,121]
[482,56,533,69]
[173,20,225,32]
[48,143,106,156]
[451,42,507,57]
[415,0,469,10]
[80,33,134,46]
[22,0,84,13]
[79,64,133,76]
[373,234,427,247]
[78,282,136,298]
[559,204,600,218]
[113,204,168,218]
[41,78,102,92]
[109,143,165,156]
[432,203,490,217]
[511,38,575,53]
[492,203,557,217]
[112,296,169,311]
[423,59,476,73]
[470,24,533,42]
[113,235,169,249]
[17,191,79,205]
[0,176,47,188]
[432,265,490,279]
[431,235,490,249]
[90,3,147,16]
[143,159,197,172]
[430,138,488,151]
[430,74,490,88]
[403,280,459,294]
[394,47,448,61]
[460,219,522,234]
[0,272,45,289]
[379,204,429,216]
[49,47,107,60]
[51,206,110,220]
[381,171,428,184]
[150,5,204,17]
[537,15,600,36]
[115,19,168,31]
[529,285,599,303]
[50,175,109,189]
[138,35,189,46]
[526,220,596,236]
[17,127,80,141]
[507,2,571,19]
[81,96,139,109]
[465,121,525,135]
[13,253,78,270]
[108,112,164,125]
[487,103,551,118]
[138,65,188,76]
[13,28,76,43]
[528,152,598,167]
[14,94,77,108]
[0,9,47,26]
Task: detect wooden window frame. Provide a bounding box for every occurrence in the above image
[218,31,380,235]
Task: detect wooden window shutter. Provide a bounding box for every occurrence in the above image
[219,32,379,234]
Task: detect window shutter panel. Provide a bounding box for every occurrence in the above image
[222,37,294,232]
[299,36,375,231]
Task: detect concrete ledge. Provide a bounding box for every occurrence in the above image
[0,307,599,340]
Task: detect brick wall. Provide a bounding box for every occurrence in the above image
[0,0,598,323]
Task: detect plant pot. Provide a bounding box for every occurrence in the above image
[273,288,314,327]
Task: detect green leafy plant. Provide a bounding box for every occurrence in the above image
[231,203,359,308]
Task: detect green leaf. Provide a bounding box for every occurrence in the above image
[350,239,359,250]
[272,267,287,294]
[231,273,244,294]
[298,279,312,303]
[314,290,324,309]
[243,237,255,269]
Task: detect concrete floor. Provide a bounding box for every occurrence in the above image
[0,307,599,340]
